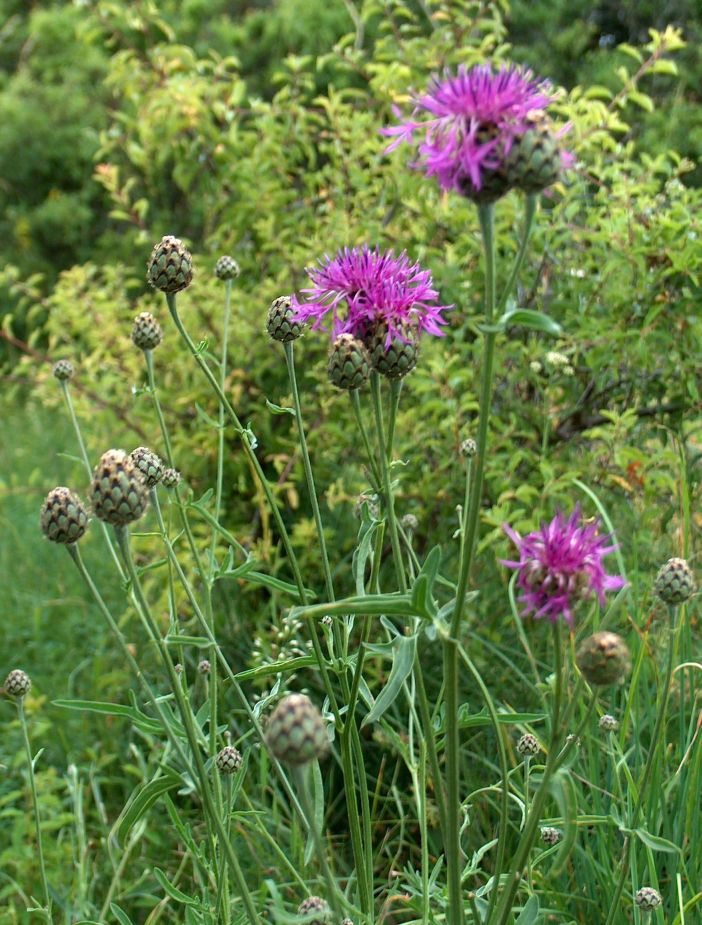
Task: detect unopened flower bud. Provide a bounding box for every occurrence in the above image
[198,659,211,675]
[215,745,242,774]
[161,468,181,489]
[576,632,631,686]
[131,312,163,351]
[297,896,330,925]
[40,487,89,544]
[147,236,193,293]
[328,334,370,390]
[266,693,329,765]
[90,449,149,526]
[460,438,477,458]
[654,557,695,605]
[634,887,662,911]
[599,713,618,732]
[52,359,74,381]
[267,296,304,343]
[516,733,540,757]
[540,826,562,845]
[214,255,240,281]
[4,669,31,698]
[130,446,165,488]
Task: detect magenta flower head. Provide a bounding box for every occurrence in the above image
[383,63,569,201]
[501,505,626,627]
[291,245,450,345]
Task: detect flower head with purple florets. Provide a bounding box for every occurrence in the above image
[383,63,567,198]
[501,505,626,627]
[291,245,451,345]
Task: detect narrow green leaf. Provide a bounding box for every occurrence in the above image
[499,308,562,336]
[361,634,417,727]
[633,828,681,854]
[53,699,163,736]
[265,398,295,415]
[165,635,211,648]
[115,770,183,843]
[515,894,540,924]
[110,904,136,925]
[153,867,201,906]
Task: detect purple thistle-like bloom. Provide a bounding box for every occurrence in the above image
[383,63,558,195]
[502,506,626,627]
[291,245,451,344]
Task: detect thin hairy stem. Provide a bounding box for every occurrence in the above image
[18,699,52,921]
[166,293,308,601]
[603,607,678,925]
[444,202,497,925]
[114,525,261,925]
[284,341,335,601]
[370,371,406,591]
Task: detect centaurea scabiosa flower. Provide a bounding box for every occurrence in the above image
[291,245,450,346]
[502,506,625,627]
[383,63,568,201]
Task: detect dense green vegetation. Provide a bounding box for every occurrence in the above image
[1,1,701,924]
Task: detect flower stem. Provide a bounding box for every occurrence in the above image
[17,698,52,922]
[491,690,597,925]
[444,202,497,925]
[284,341,335,602]
[603,607,678,925]
[457,643,509,922]
[59,379,125,579]
[496,194,537,314]
[166,293,308,603]
[386,379,403,461]
[291,764,346,920]
[113,525,261,925]
[349,389,381,489]
[370,371,406,592]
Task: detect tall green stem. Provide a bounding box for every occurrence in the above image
[166,293,308,603]
[59,380,125,579]
[17,699,52,922]
[349,390,381,489]
[113,525,261,925]
[496,194,537,314]
[444,202,496,925]
[603,607,677,925]
[370,371,406,592]
[491,690,597,925]
[284,341,334,602]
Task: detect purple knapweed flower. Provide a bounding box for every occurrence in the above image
[383,63,563,197]
[291,245,450,344]
[501,506,626,627]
